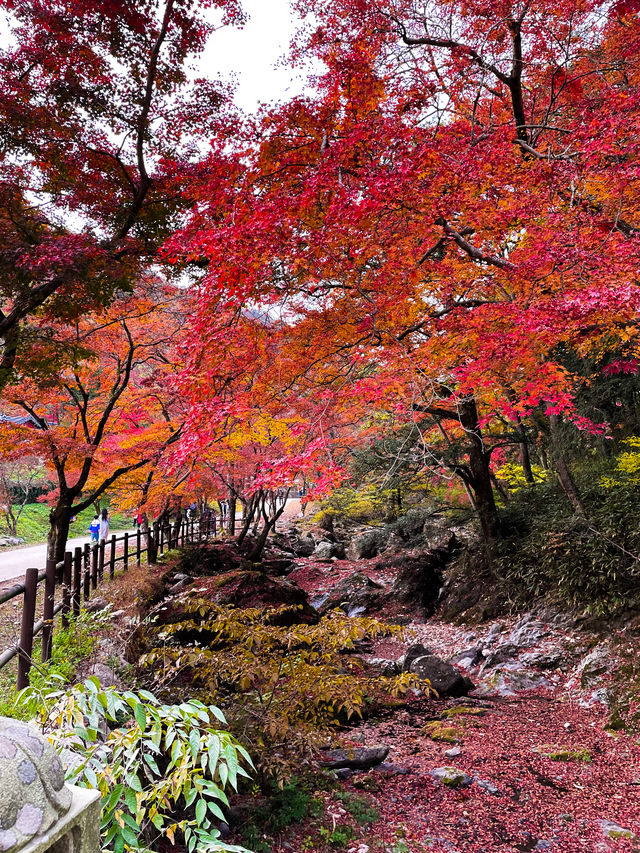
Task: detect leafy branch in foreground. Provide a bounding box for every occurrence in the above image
[20,678,252,853]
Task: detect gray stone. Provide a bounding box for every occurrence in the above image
[313,541,335,561]
[346,529,388,560]
[0,717,100,853]
[320,745,389,771]
[81,663,121,689]
[599,819,636,840]
[20,785,101,853]
[402,643,433,673]
[480,643,519,669]
[84,597,109,614]
[444,747,462,758]
[0,718,71,849]
[367,658,400,677]
[507,617,546,648]
[450,646,483,668]
[476,778,500,795]
[292,535,315,557]
[410,655,473,697]
[429,767,472,787]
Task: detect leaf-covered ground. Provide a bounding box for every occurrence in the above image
[259,554,640,852]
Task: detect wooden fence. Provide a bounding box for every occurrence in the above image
[0,514,217,690]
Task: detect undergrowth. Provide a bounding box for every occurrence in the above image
[139,595,425,782]
[492,465,640,616]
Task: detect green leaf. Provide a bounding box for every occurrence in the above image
[134,703,147,731]
[195,799,207,825]
[124,788,138,814]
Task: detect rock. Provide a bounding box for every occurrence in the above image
[474,669,552,698]
[0,536,26,547]
[410,655,473,697]
[292,535,316,557]
[80,663,121,689]
[429,767,472,787]
[346,529,388,560]
[480,643,519,669]
[320,745,389,771]
[314,541,335,561]
[422,526,458,553]
[260,557,295,576]
[444,747,462,758]
[475,778,500,795]
[367,658,400,676]
[84,597,109,614]
[401,643,433,673]
[599,819,636,840]
[507,616,546,648]
[315,571,384,616]
[450,646,483,668]
[334,768,353,780]
[383,533,405,553]
[177,571,318,625]
[384,551,447,618]
[484,622,505,644]
[576,643,613,688]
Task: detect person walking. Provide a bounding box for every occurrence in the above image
[99,508,109,542]
[89,514,100,543]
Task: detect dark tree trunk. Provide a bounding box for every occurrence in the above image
[47,498,73,565]
[237,492,261,546]
[459,397,501,545]
[248,489,290,561]
[548,414,587,515]
[227,490,237,536]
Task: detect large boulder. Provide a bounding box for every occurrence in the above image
[410,655,473,697]
[314,571,384,616]
[320,745,389,771]
[292,535,316,557]
[314,541,336,561]
[385,551,446,618]
[346,529,389,560]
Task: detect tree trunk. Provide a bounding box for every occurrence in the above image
[517,421,535,484]
[228,492,237,536]
[47,499,73,565]
[459,397,501,545]
[237,492,260,546]
[248,489,290,561]
[548,414,587,515]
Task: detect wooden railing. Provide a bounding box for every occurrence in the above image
[0,514,217,690]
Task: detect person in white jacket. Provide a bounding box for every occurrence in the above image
[99,508,110,542]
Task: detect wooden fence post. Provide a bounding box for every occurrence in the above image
[73,547,81,616]
[91,544,98,589]
[83,543,91,600]
[109,535,116,579]
[98,539,105,581]
[17,568,38,690]
[136,527,141,567]
[150,522,159,565]
[41,559,56,663]
[123,532,129,572]
[62,552,72,628]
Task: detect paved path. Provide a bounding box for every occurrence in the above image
[0,530,131,584]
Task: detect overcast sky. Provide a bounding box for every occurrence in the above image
[202,0,308,113]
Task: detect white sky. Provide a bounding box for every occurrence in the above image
[202,0,309,113]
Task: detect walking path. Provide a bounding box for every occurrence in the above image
[0,496,303,585]
[0,530,132,585]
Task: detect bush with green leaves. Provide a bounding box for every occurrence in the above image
[20,677,252,853]
[493,464,640,615]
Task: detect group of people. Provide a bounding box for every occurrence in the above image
[89,509,110,543]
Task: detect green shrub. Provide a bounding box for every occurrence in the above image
[493,465,640,615]
[20,678,253,853]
